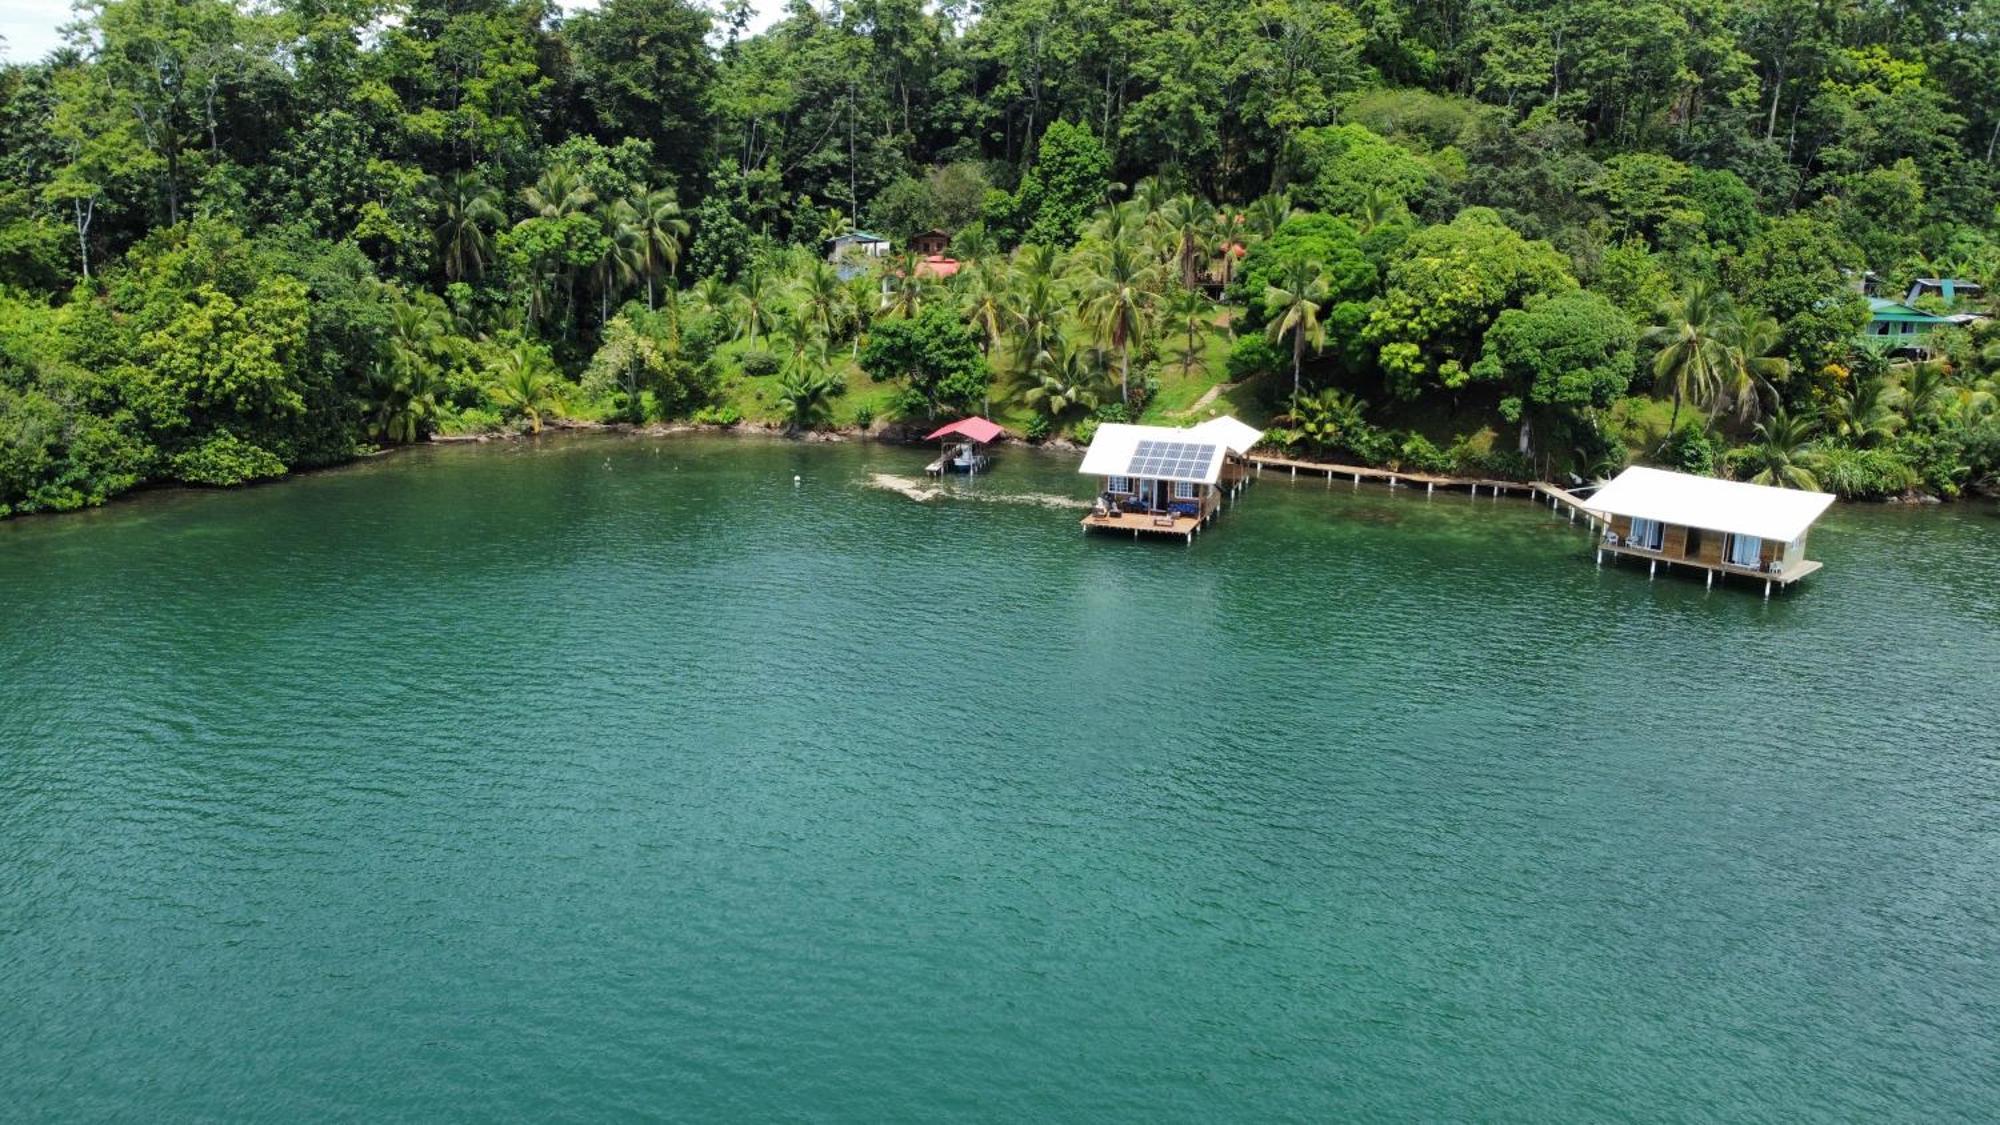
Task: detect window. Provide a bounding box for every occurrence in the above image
[1173,481,1196,500]
[1729,534,1762,567]
[1629,517,1665,550]
[1108,476,1132,495]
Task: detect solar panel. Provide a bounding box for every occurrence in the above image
[1124,441,1217,482]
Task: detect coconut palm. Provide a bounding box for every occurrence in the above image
[776,364,841,432]
[1006,269,1064,377]
[1825,373,1902,446]
[1207,208,1248,289]
[1739,407,1823,490]
[951,223,997,263]
[881,251,928,318]
[367,361,448,445]
[1074,237,1160,405]
[432,173,503,282]
[487,343,566,434]
[1894,359,1951,429]
[1722,312,1790,423]
[1246,191,1297,240]
[1263,257,1329,401]
[622,187,689,308]
[961,257,1012,355]
[1019,337,1105,421]
[521,165,596,220]
[1164,285,1214,376]
[1157,194,1211,288]
[793,261,849,346]
[590,200,642,326]
[1644,281,1742,433]
[734,269,780,346]
[688,275,734,322]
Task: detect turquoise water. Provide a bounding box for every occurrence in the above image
[3,435,1998,1120]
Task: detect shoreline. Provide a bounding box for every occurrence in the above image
[0,421,1971,528]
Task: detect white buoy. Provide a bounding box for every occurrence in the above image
[793,474,801,486]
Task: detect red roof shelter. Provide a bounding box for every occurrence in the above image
[924,417,1005,444]
[923,416,1004,475]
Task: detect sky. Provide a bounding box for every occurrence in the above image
[0,0,792,65]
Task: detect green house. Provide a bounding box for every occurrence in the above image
[1863,297,1955,342]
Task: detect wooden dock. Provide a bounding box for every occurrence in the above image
[1080,509,1206,541]
[1246,453,1546,500]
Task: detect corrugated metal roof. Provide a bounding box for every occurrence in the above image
[1188,415,1263,455]
[1586,466,1834,543]
[1078,424,1227,484]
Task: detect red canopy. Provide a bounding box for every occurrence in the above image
[925,417,1005,444]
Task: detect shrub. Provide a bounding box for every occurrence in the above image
[1810,441,1920,498]
[1393,431,1451,474]
[1890,431,1968,498]
[1660,425,1721,476]
[1090,401,1130,424]
[852,405,875,431]
[1071,417,1099,446]
[1024,414,1052,443]
[1227,334,1284,382]
[167,432,288,487]
[690,404,742,426]
[740,349,780,377]
[1447,435,1532,480]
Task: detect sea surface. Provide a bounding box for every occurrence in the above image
[3,434,1997,1120]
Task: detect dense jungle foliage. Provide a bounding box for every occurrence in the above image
[2,0,1999,517]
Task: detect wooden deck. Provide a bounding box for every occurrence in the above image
[1080,510,1205,541]
[1597,540,1822,590]
[1246,453,1534,496]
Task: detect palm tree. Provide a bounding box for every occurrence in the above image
[1286,388,1369,454]
[1263,257,1329,401]
[962,257,1012,355]
[1719,313,1789,423]
[591,200,642,327]
[689,276,734,322]
[734,269,779,347]
[1165,285,1214,376]
[1246,191,1297,241]
[1157,195,1211,288]
[1206,208,1248,289]
[1740,407,1822,490]
[774,313,818,375]
[487,343,566,434]
[1643,281,1742,433]
[432,173,503,282]
[1825,374,1901,446]
[1019,337,1105,421]
[521,165,595,220]
[1075,237,1159,405]
[794,261,849,346]
[622,187,689,308]
[1006,269,1064,377]
[367,361,448,445]
[881,252,927,318]
[951,223,997,263]
[1894,359,1950,430]
[777,365,841,432]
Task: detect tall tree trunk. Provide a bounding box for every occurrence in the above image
[1292,327,1303,401]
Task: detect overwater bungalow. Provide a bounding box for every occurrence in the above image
[1078,422,1245,541]
[1586,466,1836,597]
[924,416,1003,475]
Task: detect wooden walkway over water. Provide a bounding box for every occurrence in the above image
[1248,451,1605,525]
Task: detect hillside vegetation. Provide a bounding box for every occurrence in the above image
[3,0,1999,517]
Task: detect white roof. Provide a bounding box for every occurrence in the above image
[1586,466,1835,542]
[1078,423,1228,485]
[1187,415,1263,455]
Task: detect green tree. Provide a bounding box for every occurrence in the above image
[1365,209,1577,399]
[1643,281,1742,434]
[486,341,565,434]
[1263,258,1329,401]
[1471,290,1637,455]
[857,304,990,417]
